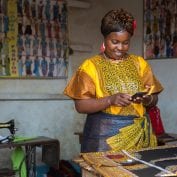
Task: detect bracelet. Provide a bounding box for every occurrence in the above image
[143,95,153,107]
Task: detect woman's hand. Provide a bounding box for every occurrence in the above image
[130,94,152,104]
[130,85,154,104]
[130,94,146,104]
[142,94,158,108]
[130,93,158,108]
[74,93,158,114]
[109,93,132,107]
[74,92,132,114]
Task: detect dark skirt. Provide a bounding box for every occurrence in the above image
[81,112,136,153]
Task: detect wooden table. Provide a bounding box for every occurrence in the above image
[0,136,60,177]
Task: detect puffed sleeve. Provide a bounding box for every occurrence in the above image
[64,69,96,99]
[137,56,163,94]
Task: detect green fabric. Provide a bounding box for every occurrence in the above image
[13,136,36,143]
[11,147,27,177]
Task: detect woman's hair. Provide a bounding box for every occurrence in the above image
[101,8,135,37]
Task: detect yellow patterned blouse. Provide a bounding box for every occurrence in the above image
[64,54,163,117]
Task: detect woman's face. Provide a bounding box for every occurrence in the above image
[104,31,131,60]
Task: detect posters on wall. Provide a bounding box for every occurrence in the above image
[0,0,69,78]
[144,0,177,59]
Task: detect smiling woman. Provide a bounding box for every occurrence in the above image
[103,31,131,61]
[64,8,163,153]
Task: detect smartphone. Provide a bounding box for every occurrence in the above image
[131,92,148,100]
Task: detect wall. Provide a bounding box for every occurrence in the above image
[149,59,177,132]
[0,0,177,166]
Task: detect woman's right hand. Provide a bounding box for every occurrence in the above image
[74,93,132,114]
[109,93,132,107]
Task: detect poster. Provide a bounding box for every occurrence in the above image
[144,0,177,59]
[0,0,69,78]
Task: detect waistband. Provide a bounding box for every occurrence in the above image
[87,111,137,120]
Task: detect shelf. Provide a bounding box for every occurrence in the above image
[0,93,70,101]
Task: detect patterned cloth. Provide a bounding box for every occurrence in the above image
[81,112,157,153]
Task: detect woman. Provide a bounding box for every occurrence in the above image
[64,9,163,153]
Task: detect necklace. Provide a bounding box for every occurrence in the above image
[102,52,127,63]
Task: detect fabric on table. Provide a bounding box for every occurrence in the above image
[12,136,35,143]
[79,146,177,177]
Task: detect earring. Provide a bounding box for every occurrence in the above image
[100,42,105,52]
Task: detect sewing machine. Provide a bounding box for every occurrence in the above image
[0,119,17,142]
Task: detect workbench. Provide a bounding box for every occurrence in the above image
[74,144,177,177]
[0,136,60,177]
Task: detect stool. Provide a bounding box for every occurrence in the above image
[157,133,177,145]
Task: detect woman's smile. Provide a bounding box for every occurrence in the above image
[104,31,131,60]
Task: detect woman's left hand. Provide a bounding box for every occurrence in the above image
[131,94,152,104]
[131,94,158,109]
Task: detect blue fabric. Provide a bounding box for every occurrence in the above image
[81,112,136,153]
[36,165,49,177]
